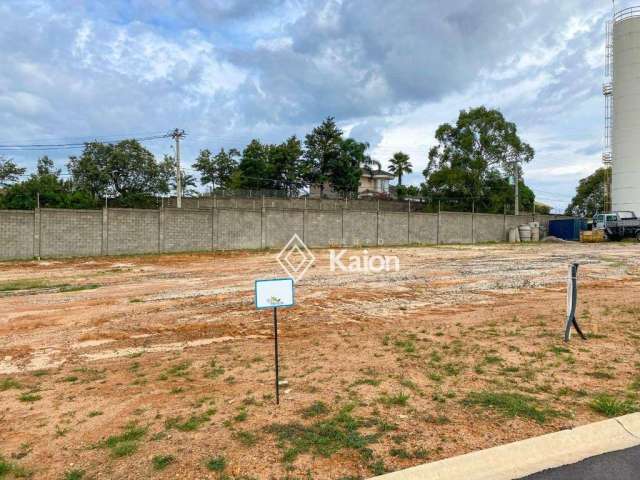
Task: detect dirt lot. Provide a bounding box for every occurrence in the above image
[1,242,640,480]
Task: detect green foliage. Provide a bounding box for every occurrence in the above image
[193,147,239,190]
[63,469,85,480]
[590,394,638,417]
[301,401,329,418]
[0,378,21,391]
[388,152,412,186]
[152,454,175,470]
[565,167,609,217]
[101,423,147,458]
[67,140,170,207]
[304,116,343,196]
[265,404,379,463]
[205,456,226,472]
[463,391,558,423]
[423,107,535,213]
[328,138,366,196]
[0,156,26,187]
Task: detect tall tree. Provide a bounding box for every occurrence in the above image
[328,138,367,197]
[68,139,170,207]
[237,139,271,190]
[193,148,239,191]
[268,136,305,196]
[565,167,609,217]
[2,156,94,209]
[388,152,413,186]
[304,117,343,197]
[0,156,26,187]
[423,107,535,213]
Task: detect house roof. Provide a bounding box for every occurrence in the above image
[363,169,394,178]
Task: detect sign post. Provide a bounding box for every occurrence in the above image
[255,278,295,405]
[564,263,587,342]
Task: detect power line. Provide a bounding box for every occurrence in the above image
[0,133,171,151]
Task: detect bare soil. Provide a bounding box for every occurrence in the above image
[1,242,640,479]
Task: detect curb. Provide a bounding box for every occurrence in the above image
[369,413,640,480]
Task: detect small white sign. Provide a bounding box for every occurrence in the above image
[255,278,295,309]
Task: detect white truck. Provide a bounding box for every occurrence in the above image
[594,211,640,241]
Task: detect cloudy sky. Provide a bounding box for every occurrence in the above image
[0,0,621,211]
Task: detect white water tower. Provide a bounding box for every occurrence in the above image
[606,5,640,214]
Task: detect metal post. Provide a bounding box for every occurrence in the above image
[564,263,587,342]
[273,307,280,405]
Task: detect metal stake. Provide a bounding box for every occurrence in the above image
[273,307,280,405]
[564,263,587,342]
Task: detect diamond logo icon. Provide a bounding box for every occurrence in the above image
[277,234,315,282]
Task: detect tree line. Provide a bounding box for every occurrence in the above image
[0,107,557,214]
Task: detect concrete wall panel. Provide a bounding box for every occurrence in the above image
[41,209,102,257]
[342,211,377,246]
[164,209,212,252]
[409,213,438,244]
[439,212,473,244]
[379,213,409,246]
[0,210,34,260]
[304,211,342,247]
[216,209,262,250]
[107,209,159,255]
[473,214,506,243]
[264,210,304,248]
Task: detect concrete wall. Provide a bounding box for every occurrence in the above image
[0,207,551,260]
[41,209,103,257]
[379,213,409,246]
[304,211,342,247]
[0,210,35,260]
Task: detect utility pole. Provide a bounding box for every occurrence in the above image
[512,159,520,216]
[170,128,186,208]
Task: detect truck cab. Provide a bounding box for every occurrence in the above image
[593,213,619,230]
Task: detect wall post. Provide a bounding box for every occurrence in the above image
[158,208,165,253]
[102,208,109,255]
[33,208,41,260]
[261,207,266,249]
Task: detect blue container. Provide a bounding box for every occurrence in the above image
[548,218,586,241]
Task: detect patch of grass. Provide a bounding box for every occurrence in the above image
[631,377,640,391]
[463,391,559,424]
[234,430,258,447]
[164,361,191,378]
[204,360,225,379]
[394,339,416,354]
[205,455,226,472]
[265,404,379,463]
[301,401,329,418]
[101,423,147,458]
[18,392,41,402]
[350,378,381,388]
[590,394,639,417]
[59,284,101,293]
[0,378,21,391]
[165,413,211,432]
[152,454,175,471]
[0,278,56,291]
[234,409,248,422]
[483,355,503,364]
[587,370,615,380]
[378,392,410,407]
[63,469,85,480]
[88,411,103,418]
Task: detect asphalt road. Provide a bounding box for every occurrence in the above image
[519,446,640,480]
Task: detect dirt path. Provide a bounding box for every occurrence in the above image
[0,243,639,479]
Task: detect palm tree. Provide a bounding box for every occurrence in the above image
[388,152,413,186]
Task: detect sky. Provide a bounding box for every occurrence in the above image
[0,0,623,212]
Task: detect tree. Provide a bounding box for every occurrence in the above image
[0,156,26,187]
[68,139,171,207]
[193,148,239,191]
[268,136,305,196]
[423,107,535,213]
[328,138,367,197]
[304,117,343,197]
[388,152,413,186]
[565,167,609,217]
[237,139,271,190]
[1,156,94,209]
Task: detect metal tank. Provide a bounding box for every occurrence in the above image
[611,6,640,215]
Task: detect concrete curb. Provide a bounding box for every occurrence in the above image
[370,413,640,480]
